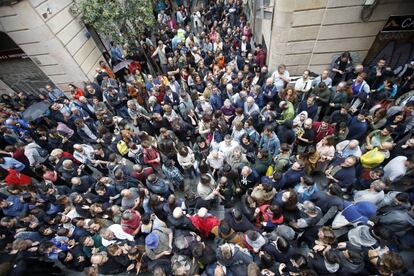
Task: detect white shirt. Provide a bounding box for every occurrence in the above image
[102,224,135,246]
[294,77,312,93]
[218,140,239,157]
[271,70,290,92]
[336,140,362,158]
[383,156,407,182]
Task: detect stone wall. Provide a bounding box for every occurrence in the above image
[0,0,104,91]
[264,0,414,75]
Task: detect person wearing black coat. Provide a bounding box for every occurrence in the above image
[225,208,258,233]
[163,89,180,109]
[276,120,296,145]
[167,208,197,232]
[74,119,99,144]
[58,244,90,272]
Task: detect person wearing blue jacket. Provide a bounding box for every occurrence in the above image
[0,195,28,217]
[259,125,281,158]
[210,86,223,111]
[261,77,278,104]
[347,112,368,141]
[279,161,305,190]
[333,200,377,229]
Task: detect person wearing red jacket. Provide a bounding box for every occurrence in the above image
[5,169,31,186]
[256,204,284,231]
[312,118,334,144]
[188,207,220,238]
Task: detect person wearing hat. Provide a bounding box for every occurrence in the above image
[145,226,173,261]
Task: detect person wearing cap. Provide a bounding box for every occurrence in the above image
[145,226,173,260]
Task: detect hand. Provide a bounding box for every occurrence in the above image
[28,247,38,252]
[278,263,286,274]
[330,103,335,107]
[313,244,325,252]
[338,70,344,75]
[127,263,135,271]
[68,239,75,247]
[366,144,373,150]
[337,242,346,249]
[77,256,85,262]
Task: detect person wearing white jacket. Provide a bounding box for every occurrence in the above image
[24,137,48,166]
[177,145,197,179]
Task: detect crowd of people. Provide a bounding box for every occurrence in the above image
[0,0,414,275]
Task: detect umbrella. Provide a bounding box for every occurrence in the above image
[113,59,132,73]
[21,101,50,121]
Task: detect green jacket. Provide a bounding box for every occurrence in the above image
[277,101,295,124]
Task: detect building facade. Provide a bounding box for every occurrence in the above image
[250,0,414,75]
[0,0,105,94]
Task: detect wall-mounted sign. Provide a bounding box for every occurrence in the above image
[382,15,414,32]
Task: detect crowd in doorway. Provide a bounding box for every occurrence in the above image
[0,0,414,275]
